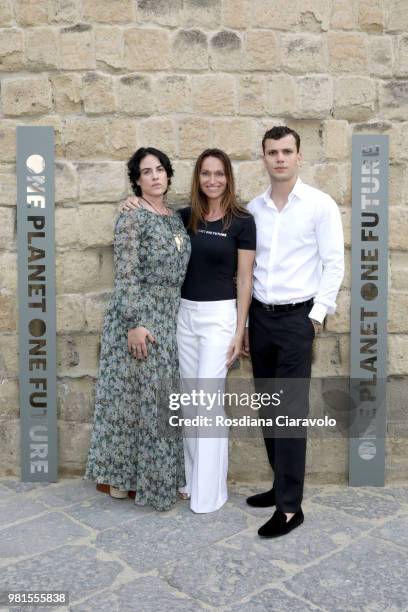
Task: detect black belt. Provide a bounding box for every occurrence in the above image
[251,297,314,312]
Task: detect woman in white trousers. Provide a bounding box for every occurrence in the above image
[123,149,255,513]
[176,149,256,513]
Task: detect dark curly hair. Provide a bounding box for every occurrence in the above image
[127,147,174,196]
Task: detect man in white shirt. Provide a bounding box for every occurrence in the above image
[244,126,344,538]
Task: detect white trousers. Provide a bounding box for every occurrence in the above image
[177,298,237,513]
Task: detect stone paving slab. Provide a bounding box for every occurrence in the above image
[64,494,154,531]
[310,487,402,519]
[0,512,89,560]
[0,496,49,528]
[227,587,324,611]
[33,480,99,508]
[161,543,285,608]
[95,504,249,573]
[219,506,373,567]
[284,536,408,611]
[1,480,407,611]
[375,485,408,505]
[70,576,206,612]
[0,545,122,605]
[370,514,408,549]
[0,480,51,494]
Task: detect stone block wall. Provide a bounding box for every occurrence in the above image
[0,0,407,482]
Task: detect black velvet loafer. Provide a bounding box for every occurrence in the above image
[258,508,304,538]
[246,489,276,508]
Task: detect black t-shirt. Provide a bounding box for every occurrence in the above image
[178,206,256,301]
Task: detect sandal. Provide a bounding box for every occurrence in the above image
[178,491,191,500]
[109,485,128,499]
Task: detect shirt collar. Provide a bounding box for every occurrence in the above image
[262,177,304,208]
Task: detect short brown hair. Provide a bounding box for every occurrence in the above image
[262,126,301,153]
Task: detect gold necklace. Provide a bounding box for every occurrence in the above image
[141,197,184,252]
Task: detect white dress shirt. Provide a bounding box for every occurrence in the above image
[247,178,344,323]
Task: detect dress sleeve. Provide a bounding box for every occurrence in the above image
[237,214,257,250]
[113,210,146,330]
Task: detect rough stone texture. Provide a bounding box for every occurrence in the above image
[284,537,408,611]
[0,333,18,377]
[358,0,384,32]
[153,76,191,113]
[295,76,333,118]
[25,27,59,70]
[82,0,134,23]
[239,75,267,116]
[387,0,408,32]
[1,544,122,602]
[330,0,356,29]
[1,479,407,610]
[0,28,23,71]
[0,123,16,162]
[1,0,408,483]
[210,30,243,72]
[182,0,221,29]
[0,166,16,205]
[211,118,255,160]
[323,119,350,160]
[50,73,82,113]
[380,80,408,121]
[58,376,96,422]
[245,31,280,71]
[172,29,208,70]
[334,76,376,120]
[14,0,48,26]
[0,512,89,559]
[328,32,368,72]
[138,117,177,157]
[56,294,86,333]
[137,0,183,27]
[369,35,394,77]
[281,33,327,73]
[0,0,12,26]
[96,504,249,573]
[250,0,299,30]
[124,28,170,71]
[192,75,235,115]
[55,161,78,203]
[116,74,154,116]
[2,76,53,117]
[59,24,96,70]
[49,0,79,23]
[57,333,100,378]
[222,0,251,29]
[78,162,126,202]
[77,205,118,247]
[73,576,204,612]
[267,75,296,116]
[82,72,116,115]
[95,26,124,70]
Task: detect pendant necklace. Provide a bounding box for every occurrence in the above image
[140,196,184,252]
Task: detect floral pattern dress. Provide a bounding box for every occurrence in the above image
[85,208,191,511]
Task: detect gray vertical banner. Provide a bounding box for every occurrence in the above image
[17,127,57,482]
[349,134,388,486]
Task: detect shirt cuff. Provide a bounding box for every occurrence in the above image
[308,303,327,324]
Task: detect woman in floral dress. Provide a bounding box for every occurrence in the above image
[85,147,191,511]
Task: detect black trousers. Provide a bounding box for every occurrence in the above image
[248,300,314,512]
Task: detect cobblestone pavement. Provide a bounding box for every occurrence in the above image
[0,478,407,612]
